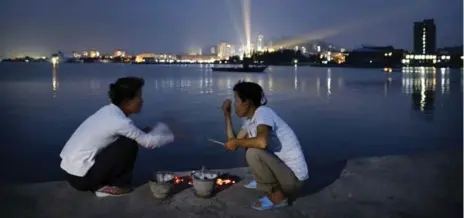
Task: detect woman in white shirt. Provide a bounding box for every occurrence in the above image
[222,81,309,211]
[60,77,174,197]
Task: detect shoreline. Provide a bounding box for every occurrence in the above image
[1,61,462,69]
[2,148,462,217]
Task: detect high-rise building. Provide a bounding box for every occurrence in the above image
[256,34,264,52]
[217,42,226,58]
[414,19,436,54]
[216,42,234,59]
[210,46,216,55]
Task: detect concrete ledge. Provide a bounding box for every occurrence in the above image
[2,149,462,218]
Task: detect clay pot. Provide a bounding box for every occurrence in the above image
[191,171,219,198]
[149,171,174,199]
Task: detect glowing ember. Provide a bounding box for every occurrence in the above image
[216,178,236,186]
[173,176,193,185]
[173,176,184,184]
[173,175,237,186]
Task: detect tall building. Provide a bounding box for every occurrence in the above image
[216,42,234,59]
[256,34,264,52]
[414,19,436,54]
[210,46,216,55]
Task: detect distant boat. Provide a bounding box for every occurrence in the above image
[212,65,267,73]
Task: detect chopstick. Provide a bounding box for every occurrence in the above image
[207,138,225,146]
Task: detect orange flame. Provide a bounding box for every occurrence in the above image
[216,178,236,186]
[174,176,236,186]
[173,176,184,184]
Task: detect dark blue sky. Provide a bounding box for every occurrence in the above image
[0,0,462,57]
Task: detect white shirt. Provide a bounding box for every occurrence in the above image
[59,103,174,177]
[242,106,309,181]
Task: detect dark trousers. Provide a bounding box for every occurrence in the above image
[65,136,139,192]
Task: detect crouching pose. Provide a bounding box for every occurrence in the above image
[222,81,308,210]
[59,77,174,197]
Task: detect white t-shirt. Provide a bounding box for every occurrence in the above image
[59,103,174,177]
[242,106,309,181]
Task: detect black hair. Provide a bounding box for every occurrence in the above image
[233,80,267,107]
[108,77,145,106]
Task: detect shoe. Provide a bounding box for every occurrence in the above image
[244,180,257,189]
[251,196,288,211]
[94,186,133,197]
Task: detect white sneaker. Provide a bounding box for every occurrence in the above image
[244,180,257,189]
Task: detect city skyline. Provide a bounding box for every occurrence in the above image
[0,0,462,57]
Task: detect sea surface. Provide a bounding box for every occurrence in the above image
[0,63,462,184]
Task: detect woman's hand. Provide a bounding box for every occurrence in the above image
[222,99,232,117]
[224,139,239,151]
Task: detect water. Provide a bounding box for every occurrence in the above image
[0,63,461,184]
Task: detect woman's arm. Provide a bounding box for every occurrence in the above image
[115,121,174,148]
[225,115,248,141]
[235,124,269,149]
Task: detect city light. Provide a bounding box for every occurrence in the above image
[242,0,251,55]
[51,56,59,65]
[268,7,411,50]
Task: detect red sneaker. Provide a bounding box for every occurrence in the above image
[95,186,133,197]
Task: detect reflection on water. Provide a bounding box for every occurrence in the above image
[52,66,59,98]
[134,66,354,100]
[338,77,343,89]
[0,64,461,184]
[268,74,274,92]
[294,67,298,89]
[327,68,332,96]
[401,67,438,116]
[440,68,450,95]
[384,76,392,96]
[199,70,213,94]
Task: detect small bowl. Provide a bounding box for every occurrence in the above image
[191,171,219,198]
[149,171,175,199]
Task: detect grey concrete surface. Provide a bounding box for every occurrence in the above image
[2,148,462,218]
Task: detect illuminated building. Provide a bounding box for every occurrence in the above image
[217,42,226,58]
[210,47,216,55]
[176,55,217,63]
[114,50,126,57]
[344,46,404,67]
[256,34,264,52]
[134,53,176,63]
[88,50,100,58]
[216,42,234,59]
[414,19,436,54]
[72,51,81,58]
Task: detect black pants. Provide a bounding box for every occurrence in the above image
[64,136,139,192]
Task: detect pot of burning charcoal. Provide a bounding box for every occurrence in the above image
[149,171,175,199]
[190,167,219,198]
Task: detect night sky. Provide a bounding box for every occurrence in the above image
[0,0,462,57]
